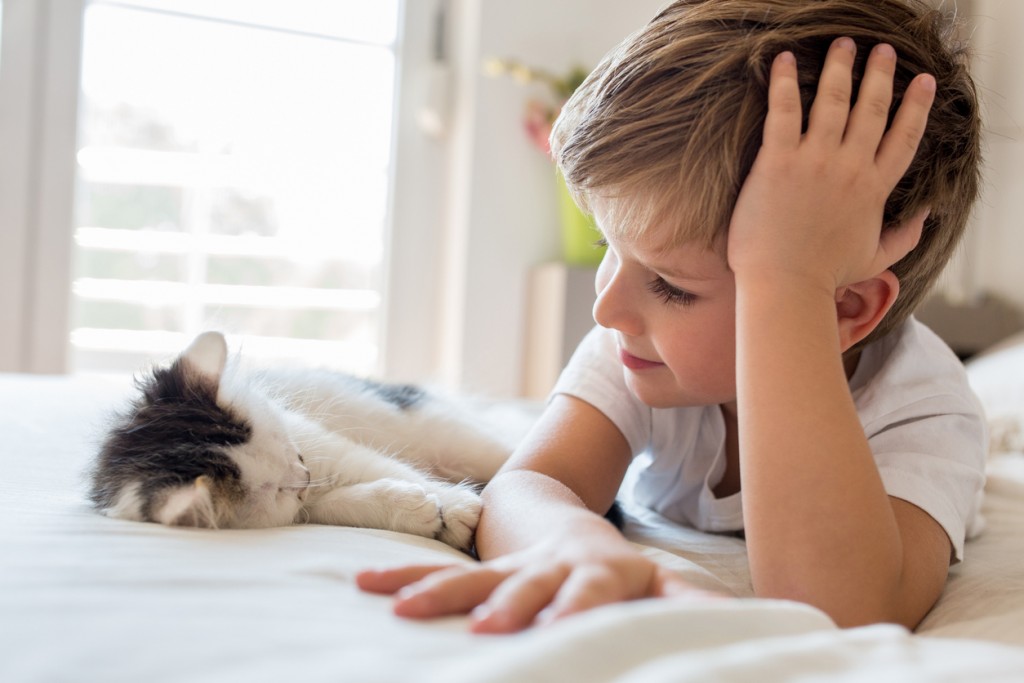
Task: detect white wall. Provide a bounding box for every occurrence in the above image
[964,1,1024,309]
[432,0,667,397]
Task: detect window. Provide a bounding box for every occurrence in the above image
[69,0,400,373]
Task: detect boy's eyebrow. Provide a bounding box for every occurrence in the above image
[648,255,729,282]
[593,212,728,281]
[655,267,721,282]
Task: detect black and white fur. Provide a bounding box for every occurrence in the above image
[89,331,530,552]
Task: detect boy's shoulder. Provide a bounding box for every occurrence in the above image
[851,316,983,428]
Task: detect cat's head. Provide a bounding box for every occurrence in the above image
[90,332,310,529]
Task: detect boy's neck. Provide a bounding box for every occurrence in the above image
[843,350,862,381]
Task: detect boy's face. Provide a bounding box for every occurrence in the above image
[592,215,737,411]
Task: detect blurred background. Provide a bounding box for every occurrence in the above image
[0,0,1021,399]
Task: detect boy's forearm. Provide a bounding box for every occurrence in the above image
[475,469,622,561]
[734,274,905,626]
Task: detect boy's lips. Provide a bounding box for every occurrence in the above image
[619,348,664,370]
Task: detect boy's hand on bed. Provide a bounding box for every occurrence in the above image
[356,535,718,633]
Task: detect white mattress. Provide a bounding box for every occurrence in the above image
[3,344,1024,682]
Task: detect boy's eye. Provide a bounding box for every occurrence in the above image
[647,277,697,306]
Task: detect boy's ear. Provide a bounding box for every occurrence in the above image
[835,270,900,352]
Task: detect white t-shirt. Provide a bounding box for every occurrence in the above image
[552,317,987,561]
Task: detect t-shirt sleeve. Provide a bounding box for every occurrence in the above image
[868,394,987,563]
[854,320,989,564]
[551,326,652,456]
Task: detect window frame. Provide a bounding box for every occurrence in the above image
[0,0,83,373]
[0,0,443,378]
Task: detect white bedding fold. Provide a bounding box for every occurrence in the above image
[432,599,835,683]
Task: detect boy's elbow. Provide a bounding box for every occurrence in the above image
[753,581,932,630]
[825,600,923,631]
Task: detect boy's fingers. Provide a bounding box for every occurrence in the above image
[876,73,936,186]
[845,43,897,151]
[763,51,802,150]
[470,564,570,633]
[392,565,507,619]
[355,564,455,594]
[540,567,731,625]
[537,565,630,623]
[876,206,928,269]
[656,571,732,601]
[806,37,857,145]
[655,568,708,598]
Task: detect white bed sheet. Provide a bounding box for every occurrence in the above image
[2,350,1024,682]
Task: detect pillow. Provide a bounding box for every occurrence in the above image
[966,333,1024,454]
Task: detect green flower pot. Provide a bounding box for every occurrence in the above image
[556,171,606,266]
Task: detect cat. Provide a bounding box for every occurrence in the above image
[88,331,533,552]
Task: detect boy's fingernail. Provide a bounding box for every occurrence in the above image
[777,51,795,66]
[535,607,558,626]
[471,607,515,633]
[396,587,420,602]
[874,43,896,60]
[836,36,856,53]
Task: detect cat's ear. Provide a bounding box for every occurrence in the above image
[155,475,218,527]
[181,331,228,385]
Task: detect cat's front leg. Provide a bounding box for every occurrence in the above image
[432,483,482,553]
[304,480,446,543]
[303,479,481,553]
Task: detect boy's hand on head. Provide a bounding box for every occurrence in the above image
[727,38,935,294]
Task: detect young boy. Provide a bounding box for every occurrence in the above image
[358,0,985,631]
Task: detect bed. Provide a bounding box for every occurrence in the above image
[3,335,1024,683]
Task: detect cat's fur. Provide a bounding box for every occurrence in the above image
[89,331,531,552]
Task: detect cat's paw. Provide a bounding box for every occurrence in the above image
[387,481,444,538]
[436,486,482,553]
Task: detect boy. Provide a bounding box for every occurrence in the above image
[358,0,985,631]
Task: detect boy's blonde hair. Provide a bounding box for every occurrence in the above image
[551,0,981,346]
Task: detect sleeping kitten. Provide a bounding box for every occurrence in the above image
[89,331,531,552]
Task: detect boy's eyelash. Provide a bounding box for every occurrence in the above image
[648,277,697,306]
[595,238,694,306]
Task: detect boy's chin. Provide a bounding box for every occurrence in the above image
[625,380,686,410]
[625,375,733,410]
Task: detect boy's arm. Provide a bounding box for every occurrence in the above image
[729,39,947,628]
[357,395,706,633]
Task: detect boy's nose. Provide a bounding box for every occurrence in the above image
[593,268,643,337]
